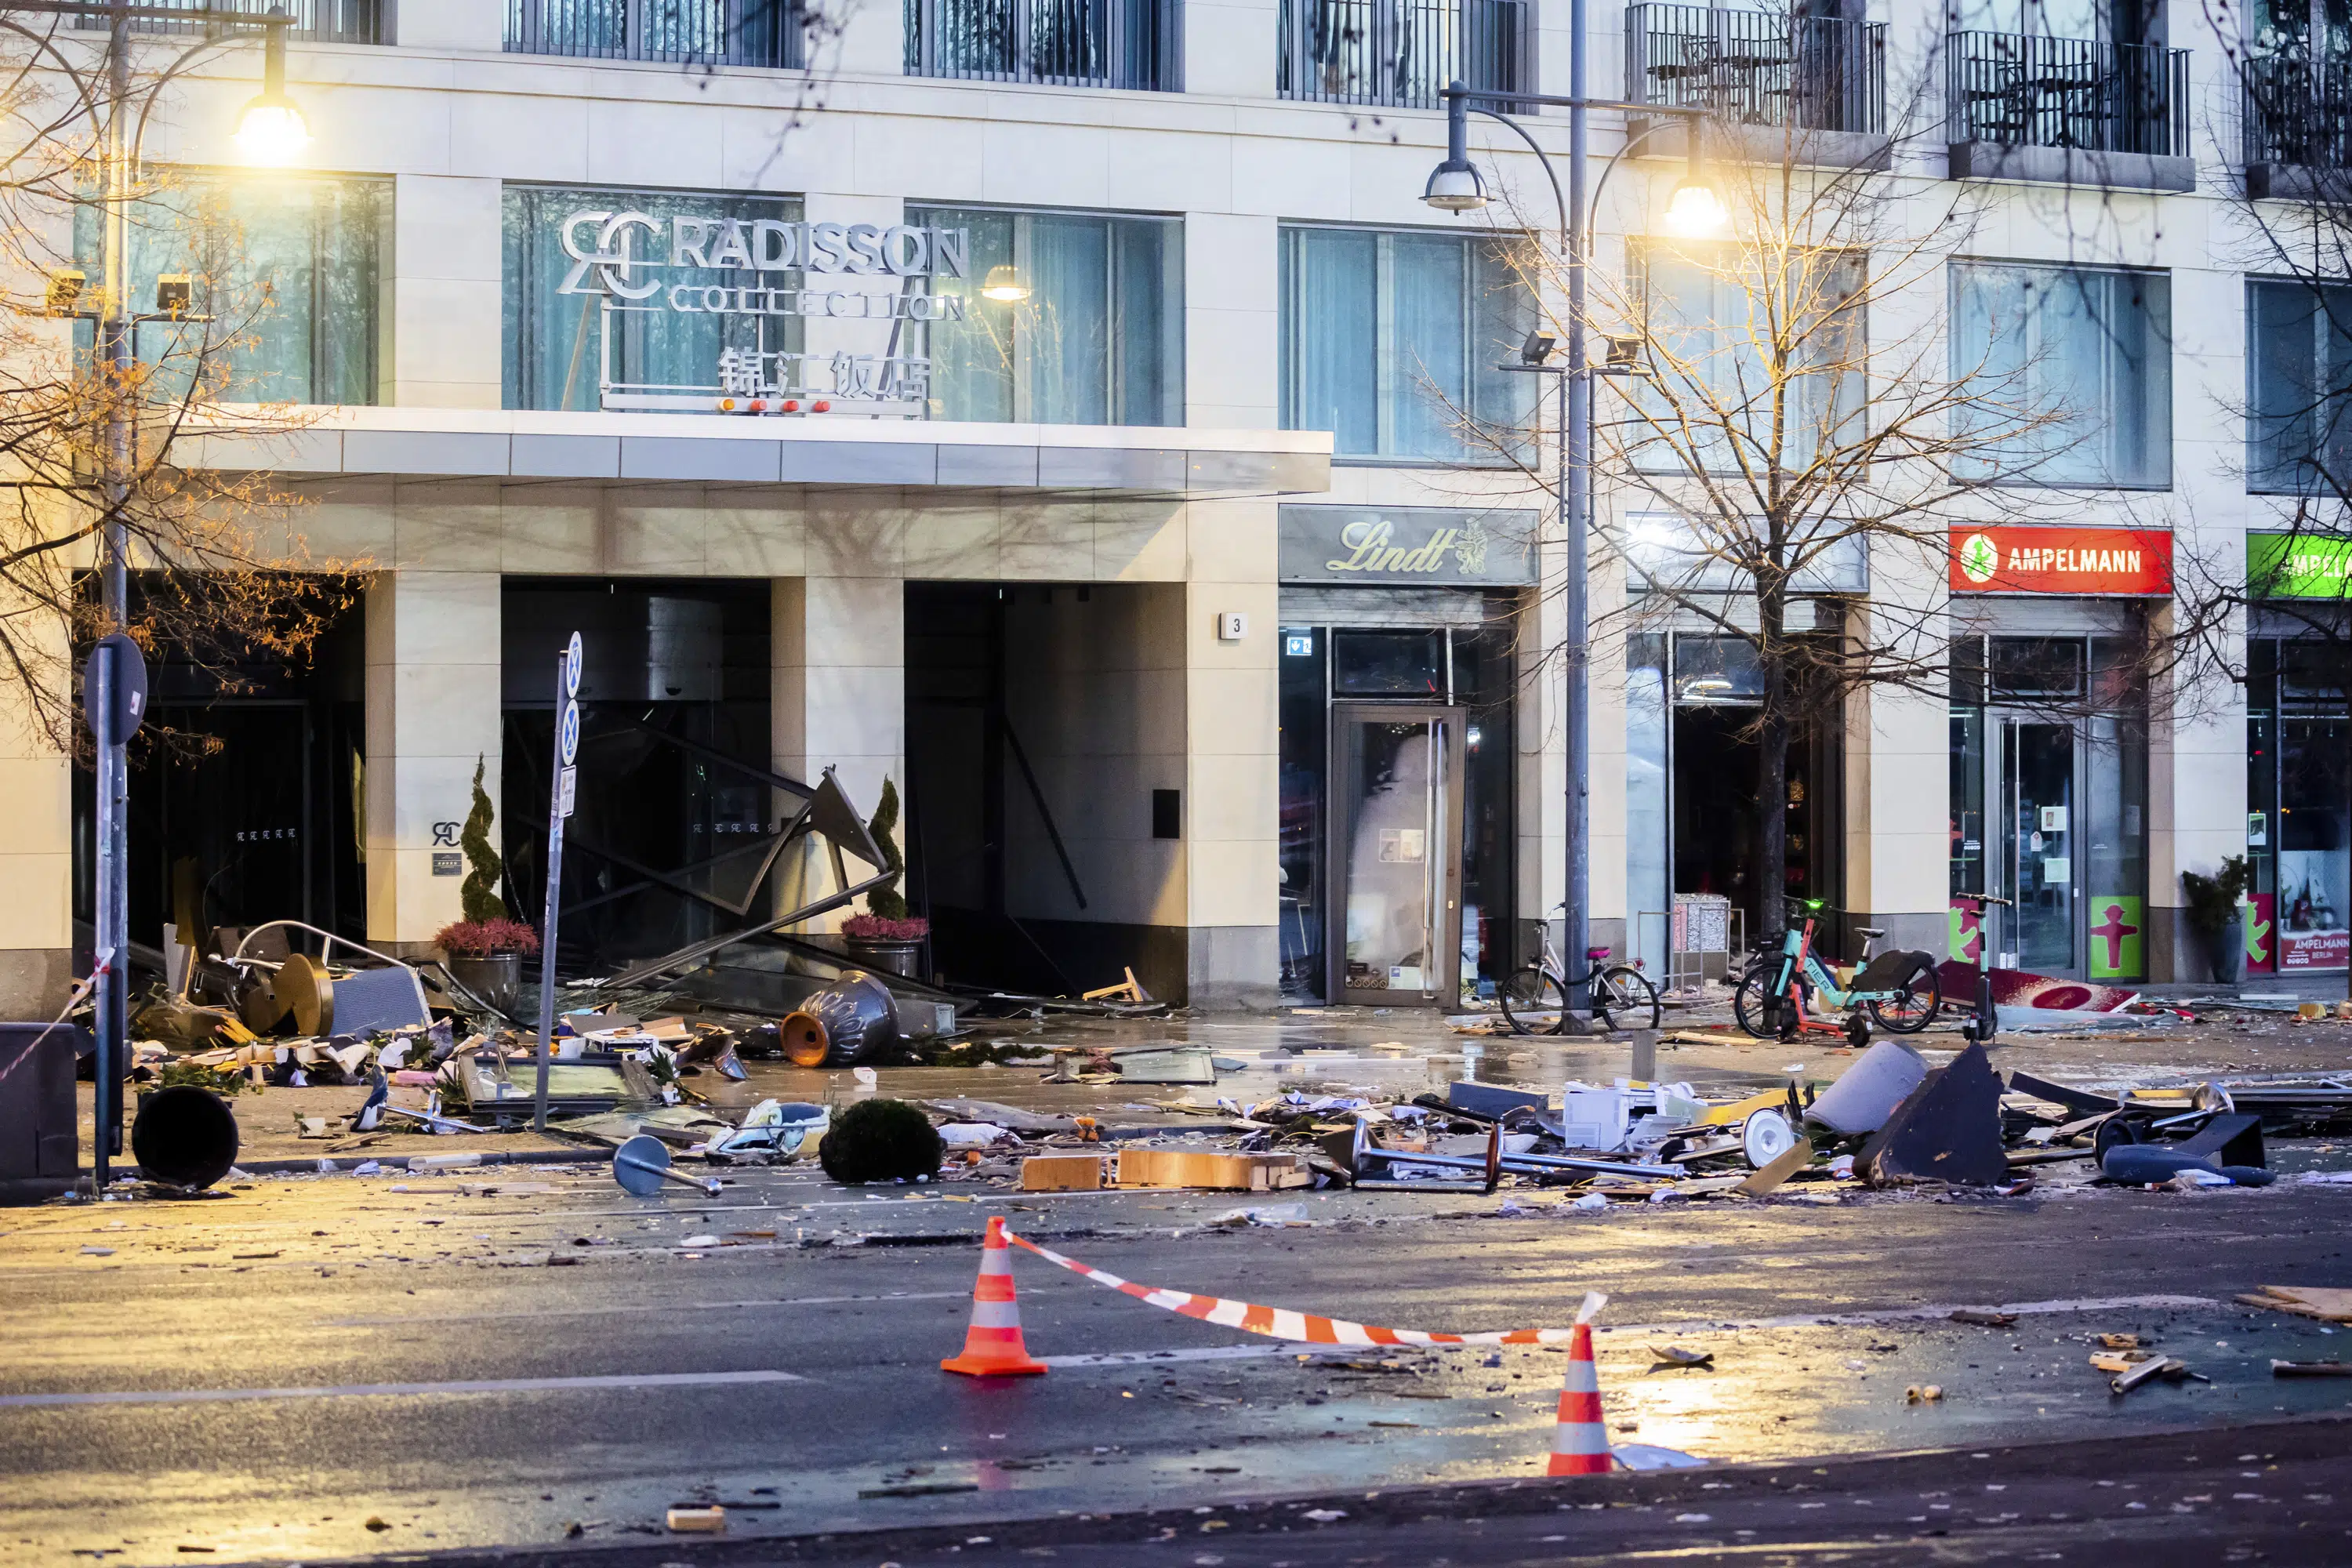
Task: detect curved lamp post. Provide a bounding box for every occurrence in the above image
[1423,79,1721,1016]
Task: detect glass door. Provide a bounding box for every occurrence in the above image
[2000,718,2078,972]
[1327,705,1465,1006]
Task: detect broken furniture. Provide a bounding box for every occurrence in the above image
[228,921,431,1038]
[611,1133,723,1197]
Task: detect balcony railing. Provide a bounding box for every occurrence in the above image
[1626,4,1885,134]
[1946,31,2189,157]
[70,0,384,42]
[506,0,803,67]
[905,0,1179,89]
[1277,0,1531,109]
[2243,52,2352,170]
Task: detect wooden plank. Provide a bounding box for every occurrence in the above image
[1020,1154,1105,1192]
[1116,1149,1310,1192]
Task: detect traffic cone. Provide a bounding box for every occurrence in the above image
[942,1216,1048,1377]
[1546,1291,1613,1476]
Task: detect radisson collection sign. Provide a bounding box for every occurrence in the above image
[557,209,972,412]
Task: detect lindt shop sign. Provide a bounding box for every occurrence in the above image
[557,209,972,414]
[1947,525,2173,596]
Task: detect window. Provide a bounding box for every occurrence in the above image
[1279,224,1536,463]
[502,184,801,413]
[1633,243,1864,474]
[1950,261,2172,488]
[2249,278,2352,493]
[906,205,1181,426]
[74,172,386,405]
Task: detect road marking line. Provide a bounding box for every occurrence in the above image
[316,1291,968,1328]
[0,1369,804,1410]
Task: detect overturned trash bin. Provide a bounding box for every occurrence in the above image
[781,971,898,1067]
[131,1085,241,1190]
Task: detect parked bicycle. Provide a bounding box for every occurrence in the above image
[1732,898,1940,1042]
[1500,911,1662,1033]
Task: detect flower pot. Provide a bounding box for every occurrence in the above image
[445,952,523,1014]
[2206,914,2245,987]
[844,935,924,979]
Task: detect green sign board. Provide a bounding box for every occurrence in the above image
[2249,532,2352,597]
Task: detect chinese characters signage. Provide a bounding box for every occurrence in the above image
[557,208,971,413]
[1947,525,2172,596]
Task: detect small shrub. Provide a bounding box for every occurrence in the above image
[818,1098,942,1185]
[435,917,540,958]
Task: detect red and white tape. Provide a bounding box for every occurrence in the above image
[999,1227,1581,1347]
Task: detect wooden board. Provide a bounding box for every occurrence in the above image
[1665,1030,1762,1047]
[1020,1153,1106,1192]
[1116,1149,1312,1192]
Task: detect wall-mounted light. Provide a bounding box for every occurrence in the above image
[980,264,1029,303]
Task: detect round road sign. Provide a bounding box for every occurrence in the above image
[612,1133,671,1197]
[564,631,583,699]
[558,699,580,767]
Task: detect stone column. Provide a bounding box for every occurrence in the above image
[1185,215,1279,431]
[365,571,502,953]
[1188,0,1277,95]
[1181,496,1281,1006]
[1842,573,1952,959]
[394,0,505,48]
[390,175,503,409]
[0,603,71,1015]
[772,571,905,926]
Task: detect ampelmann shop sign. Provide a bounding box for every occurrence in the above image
[1279,506,1539,586]
[557,209,972,412]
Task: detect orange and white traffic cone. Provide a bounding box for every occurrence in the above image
[942,1215,1048,1377]
[1546,1291,1612,1476]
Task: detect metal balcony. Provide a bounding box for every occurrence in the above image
[70,0,385,42]
[506,0,803,67]
[1277,0,1532,110]
[2243,52,2352,197]
[1946,31,2188,156]
[1625,5,1885,135]
[905,0,1180,89]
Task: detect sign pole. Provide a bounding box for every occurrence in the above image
[532,633,583,1133]
[89,641,114,1189]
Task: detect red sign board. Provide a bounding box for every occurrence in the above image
[1947,526,2172,596]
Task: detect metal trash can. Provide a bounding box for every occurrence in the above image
[0,1022,85,1205]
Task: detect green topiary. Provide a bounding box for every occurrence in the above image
[460,755,507,924]
[818,1097,941,1185]
[864,777,909,920]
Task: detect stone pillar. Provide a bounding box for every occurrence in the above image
[833,0,907,76]
[1185,214,1279,431]
[390,175,503,409]
[0,605,71,1016]
[1842,577,1952,960]
[1181,497,1281,1006]
[365,572,502,953]
[772,572,905,927]
[395,0,505,48]
[1188,0,1276,96]
[2149,603,2248,984]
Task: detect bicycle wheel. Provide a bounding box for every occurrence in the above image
[1591,964,1661,1031]
[1731,964,1777,1039]
[1499,967,1568,1036]
[1864,958,1942,1034]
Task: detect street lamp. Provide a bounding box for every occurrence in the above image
[9,0,308,1189]
[980,264,1030,303]
[1421,79,1720,1021]
[234,11,313,165]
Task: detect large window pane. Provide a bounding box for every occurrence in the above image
[1951,260,2172,488]
[503,185,801,412]
[74,172,386,406]
[1280,223,1536,462]
[909,205,1183,426]
[2249,278,2352,493]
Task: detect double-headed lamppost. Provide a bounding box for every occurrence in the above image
[25,0,309,1185]
[1422,67,1722,1016]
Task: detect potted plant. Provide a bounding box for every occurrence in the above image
[438,757,536,1011]
[843,779,927,978]
[2181,855,2252,987]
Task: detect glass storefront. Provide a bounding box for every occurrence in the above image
[1276,619,1516,1004]
[1948,632,2149,980]
[2248,638,2352,974]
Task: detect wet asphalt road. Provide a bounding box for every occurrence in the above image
[3,1163,2352,1564]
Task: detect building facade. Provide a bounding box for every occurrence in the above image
[0,0,2336,1013]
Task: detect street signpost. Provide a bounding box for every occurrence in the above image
[83,631,146,1189]
[532,632,583,1132]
